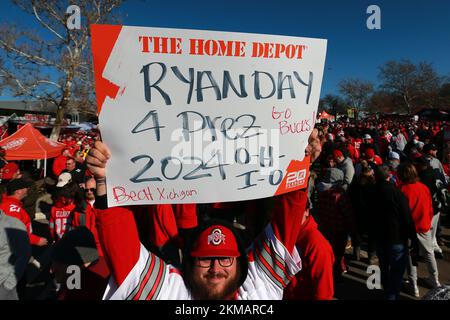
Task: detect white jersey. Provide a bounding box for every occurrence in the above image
[103,224,302,300]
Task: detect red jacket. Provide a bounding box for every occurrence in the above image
[283,216,335,300]
[400,182,433,233]
[346,143,360,164]
[72,202,103,256]
[53,155,68,177]
[0,196,44,245]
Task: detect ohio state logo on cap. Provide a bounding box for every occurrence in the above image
[207,228,226,246]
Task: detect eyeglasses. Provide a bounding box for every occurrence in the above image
[194,257,234,268]
[84,188,96,193]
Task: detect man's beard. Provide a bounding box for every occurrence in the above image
[185,261,241,300]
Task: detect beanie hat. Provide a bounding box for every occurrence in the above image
[388,151,400,160]
[365,148,375,159]
[332,149,344,159]
[52,226,99,265]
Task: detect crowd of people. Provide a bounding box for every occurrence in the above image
[311,117,449,299]
[0,116,449,301]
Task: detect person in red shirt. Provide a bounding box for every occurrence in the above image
[71,178,103,255]
[0,161,20,182]
[398,163,440,296]
[49,187,76,242]
[346,140,360,164]
[283,211,335,300]
[0,179,48,246]
[378,132,391,159]
[364,148,383,165]
[84,130,321,300]
[52,148,71,177]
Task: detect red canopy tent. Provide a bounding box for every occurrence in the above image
[0,123,66,176]
[319,111,335,121]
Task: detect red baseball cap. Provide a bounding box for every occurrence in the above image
[190,225,241,258]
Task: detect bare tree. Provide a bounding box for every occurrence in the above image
[378,59,442,115]
[320,94,347,117]
[338,78,374,111]
[0,0,123,139]
[368,90,402,114]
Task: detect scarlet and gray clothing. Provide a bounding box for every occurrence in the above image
[401,182,440,287]
[0,196,44,245]
[95,189,308,300]
[400,182,433,234]
[0,210,31,299]
[49,202,75,241]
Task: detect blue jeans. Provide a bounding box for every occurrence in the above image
[376,243,408,300]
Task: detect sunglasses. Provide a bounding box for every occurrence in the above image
[84,188,96,192]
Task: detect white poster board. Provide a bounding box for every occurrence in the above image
[91,25,327,207]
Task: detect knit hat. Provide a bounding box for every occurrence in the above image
[52,226,99,265]
[365,148,375,159]
[332,149,344,159]
[388,151,400,160]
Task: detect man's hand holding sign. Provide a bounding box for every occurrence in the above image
[88,25,326,301]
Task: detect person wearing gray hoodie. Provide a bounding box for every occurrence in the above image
[0,209,31,300]
[333,149,355,190]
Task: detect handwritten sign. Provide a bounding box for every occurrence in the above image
[91,25,327,207]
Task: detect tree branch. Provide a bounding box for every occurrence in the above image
[32,4,65,41]
[0,38,58,68]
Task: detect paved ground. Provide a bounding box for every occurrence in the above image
[335,225,450,300]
